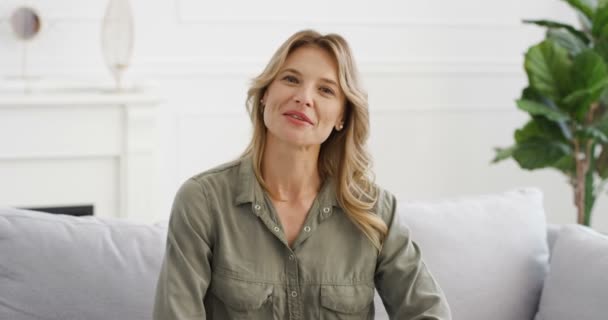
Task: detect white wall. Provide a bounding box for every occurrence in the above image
[2,0,607,231]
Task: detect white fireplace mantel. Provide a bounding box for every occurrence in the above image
[0,89,161,222]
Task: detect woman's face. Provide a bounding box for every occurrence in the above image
[262,45,346,148]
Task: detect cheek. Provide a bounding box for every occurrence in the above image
[262,106,272,128]
[320,103,343,126]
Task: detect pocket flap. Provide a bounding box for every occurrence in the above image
[210,274,273,311]
[320,284,374,314]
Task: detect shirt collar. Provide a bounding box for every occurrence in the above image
[235,155,258,206]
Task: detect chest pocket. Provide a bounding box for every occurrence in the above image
[320,284,375,320]
[209,273,274,319]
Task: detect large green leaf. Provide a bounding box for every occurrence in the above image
[524,19,590,44]
[494,143,575,174]
[563,90,602,121]
[513,138,573,169]
[515,117,569,143]
[522,86,544,101]
[492,145,516,163]
[552,155,576,175]
[572,50,607,92]
[594,37,608,63]
[563,0,596,20]
[563,50,608,120]
[522,87,574,139]
[516,99,571,121]
[525,40,573,102]
[593,4,608,37]
[547,28,588,56]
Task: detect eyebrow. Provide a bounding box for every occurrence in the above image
[281,68,339,87]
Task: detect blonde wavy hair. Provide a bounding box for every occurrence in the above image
[241,30,388,250]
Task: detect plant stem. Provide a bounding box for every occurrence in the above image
[573,138,597,226]
[574,139,589,224]
[584,141,595,226]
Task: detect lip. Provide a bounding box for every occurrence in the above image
[283,110,314,125]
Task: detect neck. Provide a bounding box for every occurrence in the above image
[261,134,321,202]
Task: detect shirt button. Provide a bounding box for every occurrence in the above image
[303,226,311,232]
[323,207,331,214]
[273,226,280,232]
[288,254,295,260]
[291,291,298,297]
[254,204,261,211]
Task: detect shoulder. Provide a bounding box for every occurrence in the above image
[169,158,244,233]
[189,158,242,186]
[174,158,243,203]
[372,185,398,224]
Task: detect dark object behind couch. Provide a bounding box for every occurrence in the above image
[21,205,94,216]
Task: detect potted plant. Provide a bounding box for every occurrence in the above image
[493,0,608,226]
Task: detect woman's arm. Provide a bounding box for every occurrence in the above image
[374,190,452,320]
[153,178,215,319]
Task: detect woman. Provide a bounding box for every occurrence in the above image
[153,30,451,319]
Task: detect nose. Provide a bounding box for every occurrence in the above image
[293,86,313,107]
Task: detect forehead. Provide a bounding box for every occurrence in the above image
[281,46,339,81]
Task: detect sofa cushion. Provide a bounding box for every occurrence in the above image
[534,224,608,320]
[0,207,167,320]
[373,188,549,320]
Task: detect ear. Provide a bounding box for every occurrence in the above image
[335,103,346,128]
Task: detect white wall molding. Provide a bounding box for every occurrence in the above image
[134,58,524,76]
[0,58,524,79]
[173,0,570,29]
[174,15,528,29]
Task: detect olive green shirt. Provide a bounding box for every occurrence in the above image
[153,157,451,319]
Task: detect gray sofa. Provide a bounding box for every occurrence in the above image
[1,188,607,320]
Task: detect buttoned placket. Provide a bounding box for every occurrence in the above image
[286,246,301,320]
[252,194,336,320]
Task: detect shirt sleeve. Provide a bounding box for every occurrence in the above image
[374,189,452,320]
[153,178,215,320]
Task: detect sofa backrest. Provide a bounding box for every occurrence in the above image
[375,188,551,320]
[1,189,556,320]
[0,207,166,320]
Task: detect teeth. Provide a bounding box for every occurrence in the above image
[290,114,305,121]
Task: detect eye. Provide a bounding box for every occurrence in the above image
[282,75,299,84]
[319,86,335,96]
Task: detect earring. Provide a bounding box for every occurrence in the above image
[337,123,344,131]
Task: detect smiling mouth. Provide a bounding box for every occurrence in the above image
[283,112,313,125]
[287,114,308,122]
